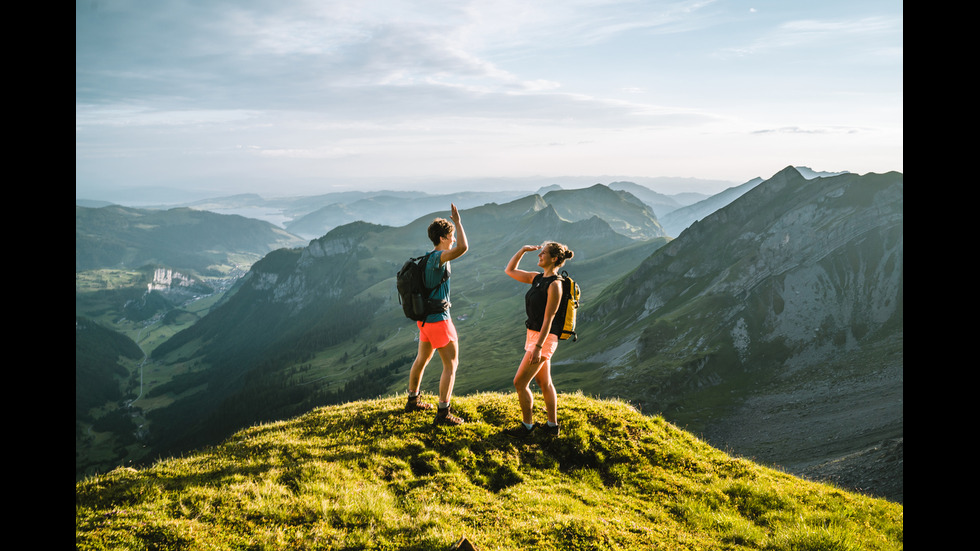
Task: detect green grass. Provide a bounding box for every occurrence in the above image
[76,392,902,550]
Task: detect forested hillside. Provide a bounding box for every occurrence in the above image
[75,204,306,273]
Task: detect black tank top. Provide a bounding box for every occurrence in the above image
[525,274,564,335]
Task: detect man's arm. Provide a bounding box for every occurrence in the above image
[440,203,468,264]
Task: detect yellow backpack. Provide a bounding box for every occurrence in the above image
[558,270,580,341]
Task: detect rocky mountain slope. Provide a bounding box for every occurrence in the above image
[575,166,903,500]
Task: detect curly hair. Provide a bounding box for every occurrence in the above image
[428,218,454,245]
[543,241,574,267]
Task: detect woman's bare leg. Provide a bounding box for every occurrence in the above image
[513,350,541,424]
[533,360,558,424]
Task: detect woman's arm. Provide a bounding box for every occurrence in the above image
[505,245,540,284]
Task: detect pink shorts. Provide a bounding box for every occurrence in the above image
[524,329,559,360]
[417,319,458,349]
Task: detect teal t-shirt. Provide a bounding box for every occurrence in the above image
[423,250,450,323]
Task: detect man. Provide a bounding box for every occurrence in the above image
[405,203,468,425]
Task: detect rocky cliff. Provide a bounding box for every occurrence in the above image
[579,166,903,501]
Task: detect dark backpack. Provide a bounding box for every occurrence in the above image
[396,251,450,323]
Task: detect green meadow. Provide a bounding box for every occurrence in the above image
[76,392,902,550]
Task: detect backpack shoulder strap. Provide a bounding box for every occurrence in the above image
[560,270,575,289]
[434,251,450,285]
[420,251,449,294]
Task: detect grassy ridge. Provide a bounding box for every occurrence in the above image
[75,393,902,550]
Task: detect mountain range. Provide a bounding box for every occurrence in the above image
[134,183,705,240]
[75,167,902,503]
[75,204,306,273]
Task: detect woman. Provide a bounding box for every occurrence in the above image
[503,241,575,437]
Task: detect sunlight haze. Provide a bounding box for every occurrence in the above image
[76,0,903,204]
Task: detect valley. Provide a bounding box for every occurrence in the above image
[702,334,903,502]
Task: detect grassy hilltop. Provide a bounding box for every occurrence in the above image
[76,392,902,550]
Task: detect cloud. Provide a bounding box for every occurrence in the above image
[76,1,723,113]
[257,146,356,159]
[717,15,901,59]
[75,105,260,128]
[750,126,861,135]
[76,1,902,197]
[76,1,725,134]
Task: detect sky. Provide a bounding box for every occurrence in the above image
[76,0,902,204]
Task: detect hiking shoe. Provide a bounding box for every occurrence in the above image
[405,395,434,412]
[434,406,464,425]
[503,423,536,438]
[536,423,560,437]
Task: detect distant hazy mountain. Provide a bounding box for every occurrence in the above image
[76,199,115,208]
[542,184,667,239]
[282,184,670,241]
[284,190,528,238]
[607,181,707,217]
[109,177,728,240]
[794,166,850,179]
[658,177,764,237]
[75,205,307,273]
